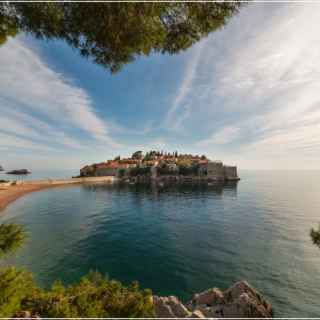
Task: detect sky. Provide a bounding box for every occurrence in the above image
[1,3,320,171]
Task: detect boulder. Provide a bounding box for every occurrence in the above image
[189,310,206,318]
[11,311,40,319]
[153,295,191,318]
[154,281,273,318]
[189,287,225,307]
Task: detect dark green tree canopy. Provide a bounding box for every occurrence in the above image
[0,2,241,72]
[0,223,26,258]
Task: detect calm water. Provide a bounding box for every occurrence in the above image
[1,170,320,317]
[0,169,78,181]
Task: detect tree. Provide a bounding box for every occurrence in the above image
[0,2,242,72]
[0,223,26,258]
[132,150,143,159]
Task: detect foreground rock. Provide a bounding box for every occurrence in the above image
[153,280,273,318]
[12,311,40,319]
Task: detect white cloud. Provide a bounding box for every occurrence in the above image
[165,40,207,131]
[164,3,320,169]
[0,38,119,148]
[198,126,240,147]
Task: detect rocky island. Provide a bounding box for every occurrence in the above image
[6,169,31,175]
[0,165,4,171]
[80,150,240,185]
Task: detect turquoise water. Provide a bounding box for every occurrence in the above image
[1,170,320,317]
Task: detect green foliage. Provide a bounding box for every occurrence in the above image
[310,224,320,248]
[178,164,199,176]
[157,165,178,176]
[118,168,126,178]
[0,267,35,317]
[0,2,241,72]
[0,223,27,258]
[0,270,153,318]
[130,167,151,177]
[132,151,143,159]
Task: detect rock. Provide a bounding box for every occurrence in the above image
[190,287,225,307]
[153,295,191,318]
[189,310,206,318]
[155,281,273,318]
[11,311,40,319]
[6,169,31,175]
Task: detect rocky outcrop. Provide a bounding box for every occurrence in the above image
[11,311,40,319]
[153,281,273,318]
[6,169,31,175]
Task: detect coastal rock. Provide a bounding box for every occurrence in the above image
[189,310,205,318]
[189,287,225,307]
[6,169,31,175]
[153,295,191,318]
[154,281,273,318]
[11,311,40,319]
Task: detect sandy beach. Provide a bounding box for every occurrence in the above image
[0,176,116,213]
[0,183,66,213]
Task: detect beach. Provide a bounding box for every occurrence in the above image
[0,176,116,213]
[0,183,66,213]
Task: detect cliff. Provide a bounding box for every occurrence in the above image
[153,280,273,318]
[12,281,273,318]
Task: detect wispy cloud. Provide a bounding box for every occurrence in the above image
[198,126,240,147]
[165,40,207,131]
[0,38,119,151]
[162,3,320,169]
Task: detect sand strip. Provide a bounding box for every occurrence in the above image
[0,176,116,213]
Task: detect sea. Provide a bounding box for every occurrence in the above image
[0,170,320,317]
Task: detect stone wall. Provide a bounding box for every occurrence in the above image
[207,161,225,181]
[223,165,239,180]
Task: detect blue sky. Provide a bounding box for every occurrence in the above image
[1,3,320,171]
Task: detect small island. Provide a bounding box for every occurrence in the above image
[80,150,240,185]
[6,169,31,175]
[0,165,4,172]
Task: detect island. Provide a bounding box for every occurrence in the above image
[80,150,240,185]
[0,165,3,171]
[6,169,31,175]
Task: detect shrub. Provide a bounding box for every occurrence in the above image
[0,223,27,258]
[0,267,35,317]
[0,269,154,318]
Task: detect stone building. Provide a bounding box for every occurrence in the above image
[223,165,239,181]
[206,161,225,182]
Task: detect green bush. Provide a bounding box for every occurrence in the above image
[0,223,27,258]
[130,167,151,177]
[0,268,154,317]
[25,271,154,317]
[0,267,35,317]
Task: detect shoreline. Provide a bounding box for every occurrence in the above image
[0,176,116,213]
[0,183,70,213]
